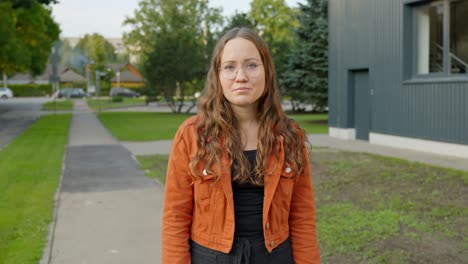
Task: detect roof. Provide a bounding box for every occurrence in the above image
[111,70,143,82]
[60,69,87,82]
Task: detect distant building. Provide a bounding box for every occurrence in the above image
[108,63,144,88]
[327,0,468,158]
[63,37,138,64]
[8,64,85,85]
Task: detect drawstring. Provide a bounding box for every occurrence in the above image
[236,239,251,264]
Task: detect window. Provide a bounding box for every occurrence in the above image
[414,0,468,76]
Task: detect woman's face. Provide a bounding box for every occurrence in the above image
[219,38,266,108]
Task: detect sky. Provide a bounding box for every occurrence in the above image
[51,0,305,38]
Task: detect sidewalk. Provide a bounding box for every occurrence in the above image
[45,100,164,264]
[122,135,468,172]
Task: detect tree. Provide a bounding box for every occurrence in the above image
[282,0,328,112]
[249,0,298,75]
[75,33,117,72]
[222,11,256,34]
[0,0,60,87]
[124,0,223,113]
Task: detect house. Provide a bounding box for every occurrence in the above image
[108,63,144,88]
[327,0,468,158]
[8,64,86,85]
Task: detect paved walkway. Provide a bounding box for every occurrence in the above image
[44,100,164,264]
[122,134,468,172]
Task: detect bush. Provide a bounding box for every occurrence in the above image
[111,96,123,102]
[8,84,53,97]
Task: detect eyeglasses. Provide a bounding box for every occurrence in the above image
[219,61,263,80]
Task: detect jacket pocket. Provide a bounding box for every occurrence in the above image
[193,168,216,201]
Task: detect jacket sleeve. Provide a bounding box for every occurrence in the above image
[289,146,321,264]
[162,125,194,264]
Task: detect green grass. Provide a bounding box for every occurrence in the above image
[0,114,71,264]
[137,148,467,263]
[87,97,146,111]
[136,155,169,184]
[41,100,73,111]
[98,112,328,141]
[97,112,194,141]
[288,113,328,134]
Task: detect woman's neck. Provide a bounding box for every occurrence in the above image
[231,105,259,150]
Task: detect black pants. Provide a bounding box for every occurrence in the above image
[191,237,294,264]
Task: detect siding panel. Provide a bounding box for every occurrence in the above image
[328,0,468,145]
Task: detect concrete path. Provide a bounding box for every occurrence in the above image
[122,134,468,172]
[46,100,164,264]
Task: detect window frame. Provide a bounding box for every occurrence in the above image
[403,0,468,81]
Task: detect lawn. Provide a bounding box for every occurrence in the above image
[0,114,71,264]
[97,112,194,141]
[288,113,328,134]
[137,148,467,263]
[87,97,146,111]
[136,154,169,184]
[97,112,327,141]
[41,100,74,111]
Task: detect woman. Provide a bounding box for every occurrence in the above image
[162,27,320,264]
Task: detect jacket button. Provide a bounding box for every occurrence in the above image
[266,223,270,229]
[270,241,275,247]
[285,167,292,173]
[203,169,208,176]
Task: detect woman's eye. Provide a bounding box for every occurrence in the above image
[246,63,258,69]
[224,65,235,71]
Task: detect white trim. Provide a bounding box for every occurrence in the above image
[370,133,468,159]
[329,127,356,140]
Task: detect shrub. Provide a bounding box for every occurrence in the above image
[8,84,53,97]
[111,96,123,102]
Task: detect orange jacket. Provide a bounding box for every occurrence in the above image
[162,116,320,263]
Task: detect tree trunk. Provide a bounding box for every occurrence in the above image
[2,73,7,88]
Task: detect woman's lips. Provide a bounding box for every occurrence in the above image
[233,87,250,92]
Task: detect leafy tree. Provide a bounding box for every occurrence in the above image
[249,0,298,75]
[222,11,256,33]
[75,33,117,72]
[0,0,60,87]
[124,0,223,113]
[282,0,328,112]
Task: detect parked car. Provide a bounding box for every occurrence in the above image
[56,88,86,98]
[70,88,86,98]
[110,87,140,98]
[0,87,13,99]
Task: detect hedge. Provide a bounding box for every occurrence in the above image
[7,84,53,97]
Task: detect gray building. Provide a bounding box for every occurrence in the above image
[328,0,468,158]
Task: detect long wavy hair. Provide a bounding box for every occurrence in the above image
[190,27,307,185]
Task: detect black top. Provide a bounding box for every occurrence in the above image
[232,149,264,238]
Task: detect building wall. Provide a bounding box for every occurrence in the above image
[328,0,468,145]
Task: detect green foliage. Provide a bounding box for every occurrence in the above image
[123,0,223,113]
[111,96,124,103]
[249,0,299,74]
[223,11,256,33]
[0,114,71,263]
[0,0,60,78]
[8,84,52,97]
[74,33,117,72]
[282,0,328,112]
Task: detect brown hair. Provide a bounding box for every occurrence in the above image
[191,27,307,185]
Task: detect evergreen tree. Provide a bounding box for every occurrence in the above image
[282,0,328,112]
